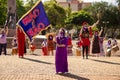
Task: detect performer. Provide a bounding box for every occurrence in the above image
[67,33,73,56]
[55,28,68,74]
[29,40,36,54]
[41,39,48,56]
[47,34,54,56]
[106,39,112,57]
[112,38,119,53]
[0,26,8,55]
[92,31,100,55]
[11,37,18,55]
[17,27,25,58]
[79,21,99,59]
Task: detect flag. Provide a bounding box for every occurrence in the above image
[17,0,50,41]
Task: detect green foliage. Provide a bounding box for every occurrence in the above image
[24,0,38,11]
[101,6,120,28]
[65,10,94,26]
[44,0,66,29]
[92,27,99,32]
[16,0,26,21]
[83,1,109,21]
[0,0,27,25]
[0,0,7,25]
[83,1,120,29]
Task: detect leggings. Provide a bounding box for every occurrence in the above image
[0,43,7,55]
[82,46,89,58]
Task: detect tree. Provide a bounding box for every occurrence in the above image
[99,4,120,38]
[66,10,94,27]
[83,1,120,38]
[0,0,26,26]
[65,10,94,35]
[116,0,120,11]
[83,1,109,22]
[24,0,38,11]
[16,0,26,21]
[0,0,7,26]
[44,0,66,29]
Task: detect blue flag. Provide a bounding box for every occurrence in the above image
[17,1,50,41]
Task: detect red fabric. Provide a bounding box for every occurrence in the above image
[80,34,90,46]
[17,28,25,57]
[68,38,72,46]
[78,41,83,47]
[42,47,48,56]
[30,45,36,51]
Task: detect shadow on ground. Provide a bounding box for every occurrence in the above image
[90,59,120,65]
[58,73,89,80]
[22,57,54,65]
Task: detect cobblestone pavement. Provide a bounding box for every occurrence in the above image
[0,40,120,80]
[0,51,120,80]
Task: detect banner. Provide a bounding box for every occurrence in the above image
[17,0,50,41]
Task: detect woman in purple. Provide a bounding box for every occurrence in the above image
[55,28,68,74]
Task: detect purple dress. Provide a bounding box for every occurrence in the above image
[55,36,68,73]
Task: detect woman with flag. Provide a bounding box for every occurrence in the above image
[17,27,25,58]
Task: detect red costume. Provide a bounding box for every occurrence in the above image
[41,40,48,56]
[17,28,25,58]
[67,37,73,56]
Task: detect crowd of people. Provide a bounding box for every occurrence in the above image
[0,21,119,74]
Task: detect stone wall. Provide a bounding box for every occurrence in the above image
[7,37,44,49]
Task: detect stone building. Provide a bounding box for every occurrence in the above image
[56,0,92,12]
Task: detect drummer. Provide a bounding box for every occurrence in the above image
[112,39,119,53]
[106,39,112,57]
[112,39,118,46]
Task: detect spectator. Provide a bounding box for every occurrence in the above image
[0,27,8,55]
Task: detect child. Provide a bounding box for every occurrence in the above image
[11,37,18,55]
[41,39,48,56]
[47,35,54,56]
[106,39,112,57]
[29,40,36,54]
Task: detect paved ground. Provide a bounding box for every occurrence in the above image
[0,40,120,80]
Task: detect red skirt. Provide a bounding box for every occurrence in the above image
[42,47,48,56]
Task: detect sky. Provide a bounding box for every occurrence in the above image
[83,0,117,5]
[23,0,117,5]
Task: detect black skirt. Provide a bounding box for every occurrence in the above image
[92,36,100,54]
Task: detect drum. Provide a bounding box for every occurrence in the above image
[76,47,81,56]
[112,45,119,53]
[106,49,111,57]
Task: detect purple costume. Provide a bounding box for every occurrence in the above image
[55,36,68,73]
